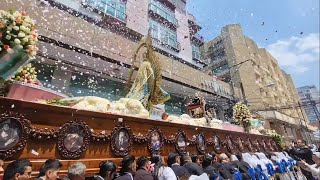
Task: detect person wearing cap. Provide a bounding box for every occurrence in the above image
[167,153,190,179]
[115,155,136,180]
[298,152,320,179]
[134,156,153,180]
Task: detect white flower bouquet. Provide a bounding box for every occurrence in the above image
[0,10,38,80]
[233,102,252,131]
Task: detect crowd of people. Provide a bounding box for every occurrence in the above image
[0,140,319,180]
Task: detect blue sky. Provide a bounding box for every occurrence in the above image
[187,0,319,89]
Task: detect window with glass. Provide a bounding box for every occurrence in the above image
[213,63,229,74]
[165,95,185,115]
[192,44,200,60]
[149,19,179,49]
[85,0,126,22]
[69,72,125,100]
[209,44,226,63]
[149,0,178,26]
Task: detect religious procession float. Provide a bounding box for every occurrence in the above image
[0,10,284,175]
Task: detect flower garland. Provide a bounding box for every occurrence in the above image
[12,63,39,85]
[233,102,252,130]
[0,10,38,57]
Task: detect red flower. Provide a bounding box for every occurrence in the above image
[0,22,4,28]
[31,26,37,30]
[0,32,2,38]
[21,12,27,16]
[4,45,10,49]
[32,33,37,39]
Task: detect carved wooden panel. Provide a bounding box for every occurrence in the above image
[57,120,91,159]
[175,130,188,155]
[196,132,206,155]
[0,112,31,159]
[110,123,134,157]
[147,127,164,155]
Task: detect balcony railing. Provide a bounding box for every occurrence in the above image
[191,32,204,45]
[155,0,176,10]
[83,0,127,23]
[149,28,181,52]
[148,3,178,28]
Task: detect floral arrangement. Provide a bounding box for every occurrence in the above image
[265,129,285,148]
[233,102,252,131]
[45,97,150,118]
[11,63,39,85]
[0,10,38,57]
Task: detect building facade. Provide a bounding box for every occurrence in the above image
[297,85,320,127]
[0,0,239,120]
[202,24,312,142]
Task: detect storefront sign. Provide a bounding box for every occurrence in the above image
[201,79,231,98]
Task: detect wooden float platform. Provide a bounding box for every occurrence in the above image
[0,97,277,176]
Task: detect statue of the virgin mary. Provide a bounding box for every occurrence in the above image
[125,33,170,111]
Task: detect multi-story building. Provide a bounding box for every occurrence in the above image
[297,85,320,127]
[0,0,238,120]
[202,24,312,142]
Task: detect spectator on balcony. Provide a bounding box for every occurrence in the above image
[3,160,32,180]
[36,159,62,180]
